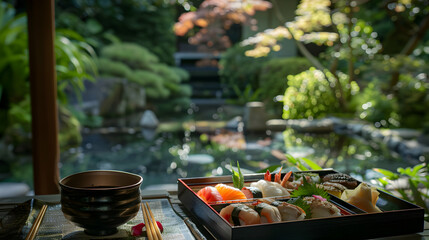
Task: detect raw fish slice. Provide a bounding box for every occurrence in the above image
[196,186,223,203]
[241,187,263,199]
[215,184,247,201]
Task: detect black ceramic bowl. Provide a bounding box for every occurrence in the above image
[59,170,142,236]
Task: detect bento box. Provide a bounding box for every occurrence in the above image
[178,169,424,240]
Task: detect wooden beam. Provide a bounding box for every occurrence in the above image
[27,0,60,194]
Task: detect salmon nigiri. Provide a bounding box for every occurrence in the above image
[215,183,247,201]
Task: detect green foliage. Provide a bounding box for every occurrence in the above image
[352,82,400,128]
[56,30,98,104]
[98,43,191,113]
[225,84,262,106]
[56,0,176,65]
[69,106,103,128]
[283,68,359,119]
[101,43,159,69]
[219,44,270,94]
[259,57,312,116]
[374,164,429,221]
[291,178,330,200]
[0,2,28,108]
[396,74,429,128]
[97,58,133,78]
[231,161,244,190]
[0,1,96,150]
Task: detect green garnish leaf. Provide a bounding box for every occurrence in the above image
[288,197,312,219]
[231,161,244,189]
[290,177,330,200]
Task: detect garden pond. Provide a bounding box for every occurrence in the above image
[56,124,416,190]
[2,104,421,191]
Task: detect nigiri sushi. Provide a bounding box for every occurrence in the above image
[272,201,306,221]
[303,196,341,219]
[318,182,346,198]
[215,183,247,201]
[220,204,260,226]
[251,202,281,223]
[196,186,223,203]
[250,180,290,198]
[241,186,263,199]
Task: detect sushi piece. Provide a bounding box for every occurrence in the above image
[220,204,260,226]
[250,180,290,198]
[303,196,341,219]
[196,186,223,203]
[270,201,306,221]
[318,182,346,198]
[251,202,281,223]
[215,183,247,201]
[294,173,321,184]
[241,186,263,199]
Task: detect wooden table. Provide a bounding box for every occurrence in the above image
[1,191,428,240]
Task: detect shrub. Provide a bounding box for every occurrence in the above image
[283,68,359,119]
[98,43,191,112]
[219,44,270,95]
[56,1,176,65]
[352,82,399,127]
[396,73,429,128]
[97,58,133,78]
[259,57,312,116]
[101,43,158,69]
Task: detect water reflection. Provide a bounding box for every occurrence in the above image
[1,118,416,191]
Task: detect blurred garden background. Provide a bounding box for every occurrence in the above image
[0,0,428,215]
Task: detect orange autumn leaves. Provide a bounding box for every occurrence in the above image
[175,0,272,48]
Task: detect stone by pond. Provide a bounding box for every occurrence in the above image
[267,117,429,162]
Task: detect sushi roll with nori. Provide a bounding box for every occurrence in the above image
[219,204,260,226]
[241,186,263,199]
[251,202,281,223]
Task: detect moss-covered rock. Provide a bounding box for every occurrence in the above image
[97,42,192,114]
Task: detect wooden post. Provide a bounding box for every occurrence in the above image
[27,0,60,194]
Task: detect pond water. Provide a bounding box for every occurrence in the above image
[58,125,414,190]
[1,103,417,191]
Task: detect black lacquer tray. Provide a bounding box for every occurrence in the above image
[178,169,424,240]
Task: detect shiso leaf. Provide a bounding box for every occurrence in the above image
[290,177,330,200]
[288,197,312,219]
[231,161,244,190]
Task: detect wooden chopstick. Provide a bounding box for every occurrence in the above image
[142,202,163,240]
[142,203,154,240]
[145,202,163,240]
[25,204,48,240]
